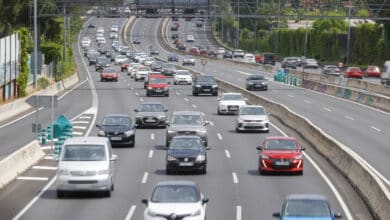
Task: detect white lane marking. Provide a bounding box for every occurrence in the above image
[323,107,332,112]
[225,150,231,158]
[141,172,148,184]
[232,172,238,184]
[209,121,214,126]
[135,92,139,96]
[44,155,55,160]
[192,104,197,109]
[345,116,354,120]
[201,112,205,117]
[140,98,144,102]
[17,177,49,181]
[72,126,87,130]
[288,94,294,98]
[236,205,242,220]
[130,87,134,90]
[72,121,89,124]
[237,70,252,75]
[79,116,91,119]
[151,133,155,140]
[370,126,381,132]
[271,122,353,220]
[72,131,83,136]
[40,146,52,150]
[217,133,223,140]
[12,176,57,220]
[124,205,136,220]
[304,100,311,104]
[184,98,189,102]
[176,91,180,95]
[149,150,154,158]
[32,166,57,170]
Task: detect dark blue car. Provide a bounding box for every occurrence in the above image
[167,53,178,62]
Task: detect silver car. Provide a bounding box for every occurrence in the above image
[235,105,270,132]
[56,137,118,197]
[135,102,168,128]
[166,111,209,147]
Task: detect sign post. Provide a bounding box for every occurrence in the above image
[201,58,207,73]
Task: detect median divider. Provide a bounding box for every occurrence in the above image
[0,140,45,190]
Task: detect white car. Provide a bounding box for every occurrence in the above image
[174,70,192,85]
[110,24,119,32]
[235,105,269,132]
[134,52,147,63]
[96,36,106,45]
[182,55,196,66]
[81,37,91,47]
[110,32,118,39]
[142,181,208,220]
[138,54,149,64]
[186,35,195,42]
[144,57,155,66]
[114,55,128,65]
[217,92,247,115]
[134,66,151,81]
[244,53,255,63]
[128,63,142,77]
[233,49,245,58]
[217,47,225,55]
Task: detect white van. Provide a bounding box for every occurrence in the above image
[381,61,390,86]
[244,53,255,63]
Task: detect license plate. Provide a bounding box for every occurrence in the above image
[110,137,122,141]
[255,85,262,87]
[229,107,238,110]
[179,162,193,166]
[203,89,211,92]
[145,118,156,122]
[275,161,289,166]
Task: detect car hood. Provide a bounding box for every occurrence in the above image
[219,100,246,106]
[101,72,117,76]
[100,125,131,132]
[149,83,168,88]
[175,75,192,80]
[196,82,216,86]
[263,150,301,159]
[137,112,165,117]
[281,217,333,220]
[168,149,204,157]
[147,202,202,216]
[58,161,108,171]
[238,115,268,121]
[249,79,267,84]
[169,124,204,131]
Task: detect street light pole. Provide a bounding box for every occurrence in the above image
[237,0,240,49]
[346,0,352,64]
[33,0,38,89]
[304,5,309,58]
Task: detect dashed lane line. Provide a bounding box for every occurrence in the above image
[288,94,294,98]
[192,104,197,109]
[184,98,189,102]
[232,172,238,184]
[304,100,311,104]
[209,121,214,126]
[151,133,155,140]
[217,133,223,140]
[345,116,354,120]
[124,205,136,220]
[236,206,242,220]
[72,121,89,124]
[141,172,148,184]
[149,150,154,158]
[323,107,332,112]
[17,177,49,181]
[225,150,231,158]
[79,116,92,119]
[370,126,381,132]
[72,126,87,130]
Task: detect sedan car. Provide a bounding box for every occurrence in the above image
[236,105,269,133]
[364,65,381,77]
[246,74,268,91]
[133,38,141,44]
[174,70,192,85]
[96,114,136,147]
[166,136,209,174]
[95,57,111,72]
[150,60,164,71]
[281,57,301,69]
[142,181,209,220]
[322,65,341,76]
[161,63,176,77]
[114,55,128,65]
[149,48,159,56]
[166,111,209,147]
[192,75,218,96]
[233,49,245,58]
[223,51,233,59]
[302,58,318,69]
[135,102,168,128]
[167,53,179,62]
[146,74,170,97]
[183,55,196,66]
[256,136,305,175]
[134,66,152,81]
[217,92,247,115]
[186,34,195,42]
[110,32,118,39]
[344,67,363,79]
[100,68,118,82]
[273,194,342,220]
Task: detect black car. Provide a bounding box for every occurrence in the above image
[96,114,136,147]
[132,38,141,44]
[151,61,163,71]
[245,74,268,91]
[150,48,159,56]
[192,75,218,96]
[134,102,168,128]
[178,44,186,51]
[167,53,178,62]
[196,22,203,27]
[95,57,111,71]
[223,51,233,59]
[161,63,176,77]
[106,51,118,62]
[166,136,209,174]
[87,23,96,28]
[171,33,179,39]
[88,54,99,66]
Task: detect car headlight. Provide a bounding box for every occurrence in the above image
[135,115,142,119]
[196,128,207,134]
[98,130,105,136]
[167,155,176,161]
[125,130,134,136]
[294,155,303,160]
[163,87,169,90]
[248,81,254,84]
[195,85,201,88]
[146,209,158,217]
[167,130,176,134]
[148,86,152,90]
[158,115,166,119]
[98,169,109,175]
[191,209,202,216]
[196,154,206,161]
[58,169,70,175]
[262,81,268,85]
[212,84,218,88]
[261,154,270,160]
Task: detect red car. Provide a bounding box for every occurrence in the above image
[189,47,200,55]
[256,136,305,175]
[100,68,118,82]
[344,67,363,79]
[146,74,169,97]
[121,60,132,72]
[364,65,381,77]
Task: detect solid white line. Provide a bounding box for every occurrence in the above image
[288,94,294,98]
[236,205,242,220]
[217,133,223,140]
[72,121,89,124]
[140,98,144,102]
[184,98,189,102]
[12,176,57,220]
[370,126,381,132]
[17,177,49,181]
[345,116,354,120]
[192,104,197,109]
[201,112,205,117]
[151,133,155,140]
[72,126,87,130]
[225,150,231,158]
[72,131,83,136]
[149,150,154,158]
[323,107,332,112]
[32,166,57,170]
[271,122,353,220]
[79,116,91,119]
[176,91,180,95]
[209,121,214,126]
[141,172,148,184]
[44,155,55,160]
[40,146,52,150]
[232,172,238,184]
[124,205,136,220]
[237,70,251,75]
[304,100,311,104]
[135,92,139,96]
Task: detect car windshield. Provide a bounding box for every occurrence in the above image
[170,138,203,150]
[197,77,215,83]
[172,114,202,125]
[284,200,331,217]
[265,139,297,150]
[103,68,115,73]
[102,116,131,126]
[149,77,166,84]
[163,64,175,70]
[62,145,107,161]
[151,185,199,203]
[240,107,265,115]
[222,94,243,100]
[176,71,190,76]
[306,59,316,63]
[249,75,265,80]
[139,67,151,71]
[325,65,338,70]
[139,104,164,112]
[185,56,193,59]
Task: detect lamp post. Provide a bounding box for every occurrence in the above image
[33,0,38,89]
[346,0,352,65]
[304,5,309,58]
[236,0,240,49]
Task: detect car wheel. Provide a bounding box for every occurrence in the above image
[259,169,266,175]
[246,86,250,91]
[217,109,221,115]
[146,92,150,97]
[192,91,197,96]
[297,171,303,176]
[165,94,169,97]
[235,127,240,132]
[129,137,135,147]
[56,190,65,198]
[212,92,218,96]
[135,78,138,81]
[166,168,172,175]
[101,78,104,82]
[200,168,207,175]
[103,190,111,197]
[173,81,177,85]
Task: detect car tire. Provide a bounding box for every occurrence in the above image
[135,78,138,81]
[103,189,111,197]
[165,93,169,97]
[129,137,135,147]
[235,127,240,132]
[146,92,150,97]
[217,109,221,115]
[259,169,266,175]
[200,168,207,175]
[101,78,104,82]
[212,92,218,96]
[297,171,303,176]
[192,91,197,96]
[56,190,65,198]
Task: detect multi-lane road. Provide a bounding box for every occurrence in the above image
[0,16,384,219]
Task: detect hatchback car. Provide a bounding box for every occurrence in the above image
[166,136,209,174]
[167,53,179,62]
[236,105,269,132]
[166,111,209,147]
[183,55,196,66]
[135,102,168,128]
[273,194,342,220]
[146,74,170,97]
[223,51,233,59]
[245,74,268,91]
[174,70,192,85]
[161,63,177,77]
[100,68,118,82]
[186,35,195,42]
[217,93,247,115]
[364,65,381,77]
[134,66,152,81]
[56,137,118,197]
[192,75,218,96]
[96,114,136,147]
[142,181,209,220]
[322,65,341,76]
[302,58,318,69]
[257,136,305,175]
[344,67,363,79]
[233,49,245,58]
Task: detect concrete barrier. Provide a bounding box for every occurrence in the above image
[0,140,45,190]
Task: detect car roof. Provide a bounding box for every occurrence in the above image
[286,194,329,201]
[140,101,164,105]
[103,114,130,118]
[172,111,202,116]
[156,180,197,187]
[266,136,297,141]
[223,92,242,96]
[149,74,166,78]
[171,135,202,140]
[63,136,109,145]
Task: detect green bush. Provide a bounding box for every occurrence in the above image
[37,77,49,89]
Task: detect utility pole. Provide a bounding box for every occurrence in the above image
[33,0,38,88]
[63,7,67,62]
[346,0,352,64]
[304,4,309,58]
[237,0,240,49]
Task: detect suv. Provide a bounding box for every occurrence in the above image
[259,52,276,65]
[381,61,390,86]
[146,74,170,97]
[281,57,301,68]
[161,63,177,77]
[192,75,218,96]
[134,102,168,128]
[233,49,245,58]
[96,114,136,147]
[166,111,209,147]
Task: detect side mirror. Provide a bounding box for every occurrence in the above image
[300,146,305,151]
[202,198,209,204]
[165,121,170,126]
[334,212,342,218]
[110,154,118,161]
[141,199,148,205]
[256,146,262,151]
[272,212,281,217]
[205,146,211,150]
[164,109,168,112]
[204,121,210,126]
[134,109,139,112]
[96,124,101,128]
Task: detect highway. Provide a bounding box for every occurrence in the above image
[0,16,374,220]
